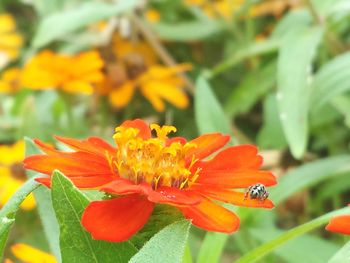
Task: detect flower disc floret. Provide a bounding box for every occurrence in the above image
[112,124,198,189]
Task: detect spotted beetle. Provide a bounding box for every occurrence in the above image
[244,183,269,202]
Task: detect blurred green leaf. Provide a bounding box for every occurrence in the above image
[330,95,350,128]
[25,138,61,260]
[236,206,350,263]
[0,219,14,259]
[272,10,312,39]
[129,220,191,263]
[257,94,287,149]
[312,0,350,17]
[311,52,350,109]
[328,241,350,263]
[151,20,223,42]
[195,75,235,143]
[225,61,276,118]
[270,155,350,205]
[210,39,279,77]
[315,172,350,204]
[250,227,340,263]
[277,26,323,158]
[196,233,228,263]
[183,244,193,263]
[33,0,138,48]
[51,170,137,262]
[30,0,65,16]
[0,178,39,260]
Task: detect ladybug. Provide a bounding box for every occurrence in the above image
[244,183,269,202]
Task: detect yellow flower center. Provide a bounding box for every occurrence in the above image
[110,124,199,189]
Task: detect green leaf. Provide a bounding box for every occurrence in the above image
[270,155,350,205]
[0,219,14,259]
[235,206,350,263]
[196,233,228,263]
[315,172,350,204]
[33,0,138,48]
[328,241,350,263]
[151,20,223,42]
[129,220,191,263]
[195,75,236,144]
[257,94,288,149]
[250,227,340,263]
[25,138,61,260]
[183,244,193,263]
[277,26,323,158]
[210,39,279,77]
[30,0,65,16]
[310,52,350,109]
[330,95,350,128]
[0,178,39,260]
[224,61,276,118]
[51,171,137,262]
[271,10,312,39]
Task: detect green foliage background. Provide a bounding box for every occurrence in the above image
[1,0,350,262]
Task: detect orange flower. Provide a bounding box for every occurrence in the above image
[21,50,104,94]
[24,119,276,242]
[0,67,21,93]
[97,34,190,112]
[0,13,23,69]
[326,204,350,235]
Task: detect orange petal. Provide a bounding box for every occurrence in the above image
[148,187,201,206]
[54,136,116,157]
[186,133,230,161]
[139,84,165,112]
[121,119,151,139]
[24,153,113,177]
[193,187,274,209]
[35,177,51,187]
[140,80,189,110]
[166,137,187,146]
[101,179,152,196]
[199,145,263,170]
[62,81,93,94]
[196,170,277,188]
[109,81,135,108]
[101,180,201,206]
[179,198,240,233]
[326,215,350,235]
[33,139,58,155]
[81,194,154,242]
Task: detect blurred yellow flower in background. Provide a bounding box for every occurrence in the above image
[145,9,161,23]
[0,13,23,69]
[97,34,190,112]
[8,243,56,263]
[21,50,104,94]
[185,0,299,19]
[0,141,35,210]
[0,68,21,93]
[185,0,245,19]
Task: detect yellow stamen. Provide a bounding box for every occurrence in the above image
[110,123,199,189]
